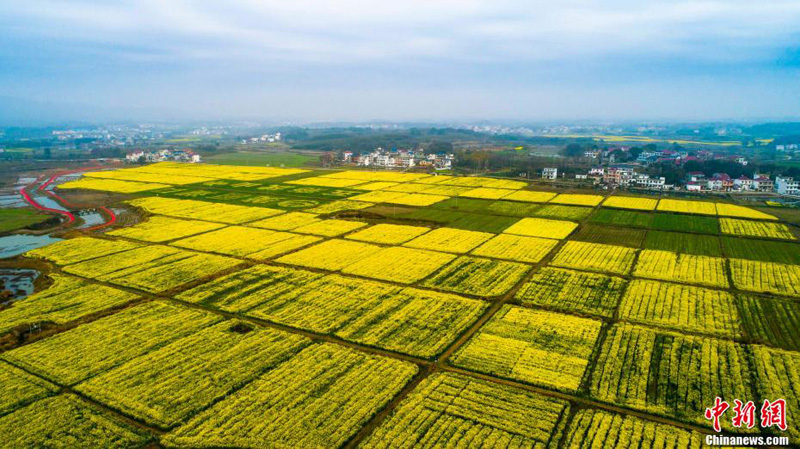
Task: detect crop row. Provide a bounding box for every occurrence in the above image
[451,305,602,392]
[162,344,418,448]
[61,243,241,293]
[2,301,220,385]
[179,265,487,358]
[76,322,311,428]
[0,274,139,335]
[128,196,283,224]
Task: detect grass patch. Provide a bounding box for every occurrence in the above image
[644,231,722,257]
[573,224,646,248]
[205,151,316,167]
[721,237,800,264]
[0,208,52,233]
[390,208,518,233]
[738,295,800,351]
[589,209,652,228]
[431,198,540,217]
[532,205,593,221]
[651,213,719,234]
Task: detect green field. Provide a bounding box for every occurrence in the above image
[721,237,800,264]
[651,213,719,234]
[532,204,593,220]
[738,295,800,351]
[394,208,519,233]
[0,208,52,233]
[573,224,646,248]
[588,209,652,228]
[205,151,317,167]
[644,230,722,256]
[432,198,540,217]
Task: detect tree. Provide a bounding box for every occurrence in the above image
[562,143,584,158]
[427,141,453,154]
[319,152,336,167]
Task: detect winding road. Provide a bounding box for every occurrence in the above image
[19,167,116,231]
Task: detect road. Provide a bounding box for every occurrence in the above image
[19,167,116,231]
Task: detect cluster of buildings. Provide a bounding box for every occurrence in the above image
[343,148,454,170]
[125,149,201,163]
[558,164,800,196]
[574,167,669,190]
[683,172,774,192]
[583,145,750,167]
[241,132,282,144]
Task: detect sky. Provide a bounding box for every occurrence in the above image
[1,0,800,123]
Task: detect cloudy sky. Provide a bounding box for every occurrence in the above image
[1,1,800,123]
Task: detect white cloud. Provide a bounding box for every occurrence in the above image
[3,0,800,65]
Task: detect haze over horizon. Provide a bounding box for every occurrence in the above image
[2,1,800,124]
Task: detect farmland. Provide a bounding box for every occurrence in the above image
[4,161,800,446]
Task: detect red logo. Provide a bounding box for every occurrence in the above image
[704,398,787,432]
[761,399,788,431]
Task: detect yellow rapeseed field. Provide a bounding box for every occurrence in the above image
[550,193,604,207]
[126,161,307,181]
[62,245,242,293]
[162,344,417,448]
[0,394,150,447]
[59,177,169,193]
[562,409,708,448]
[292,219,367,237]
[343,246,456,284]
[729,258,800,297]
[751,346,800,440]
[0,361,58,415]
[602,196,658,211]
[76,323,310,428]
[403,227,494,253]
[26,237,142,265]
[247,212,320,230]
[107,216,225,242]
[634,249,729,288]
[422,256,530,296]
[550,241,637,275]
[458,187,514,199]
[715,203,777,220]
[470,234,558,263]
[84,169,210,185]
[3,301,220,385]
[350,190,448,206]
[320,170,429,182]
[415,184,474,195]
[619,279,740,337]
[286,177,367,188]
[128,197,283,224]
[719,218,795,240]
[171,226,321,260]
[345,223,431,244]
[276,239,383,271]
[502,190,557,203]
[503,217,578,239]
[451,305,602,392]
[362,372,571,448]
[656,199,717,215]
[350,181,400,191]
[305,200,374,214]
[0,275,139,335]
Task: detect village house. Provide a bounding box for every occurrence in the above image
[541,167,558,180]
[776,176,800,195]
